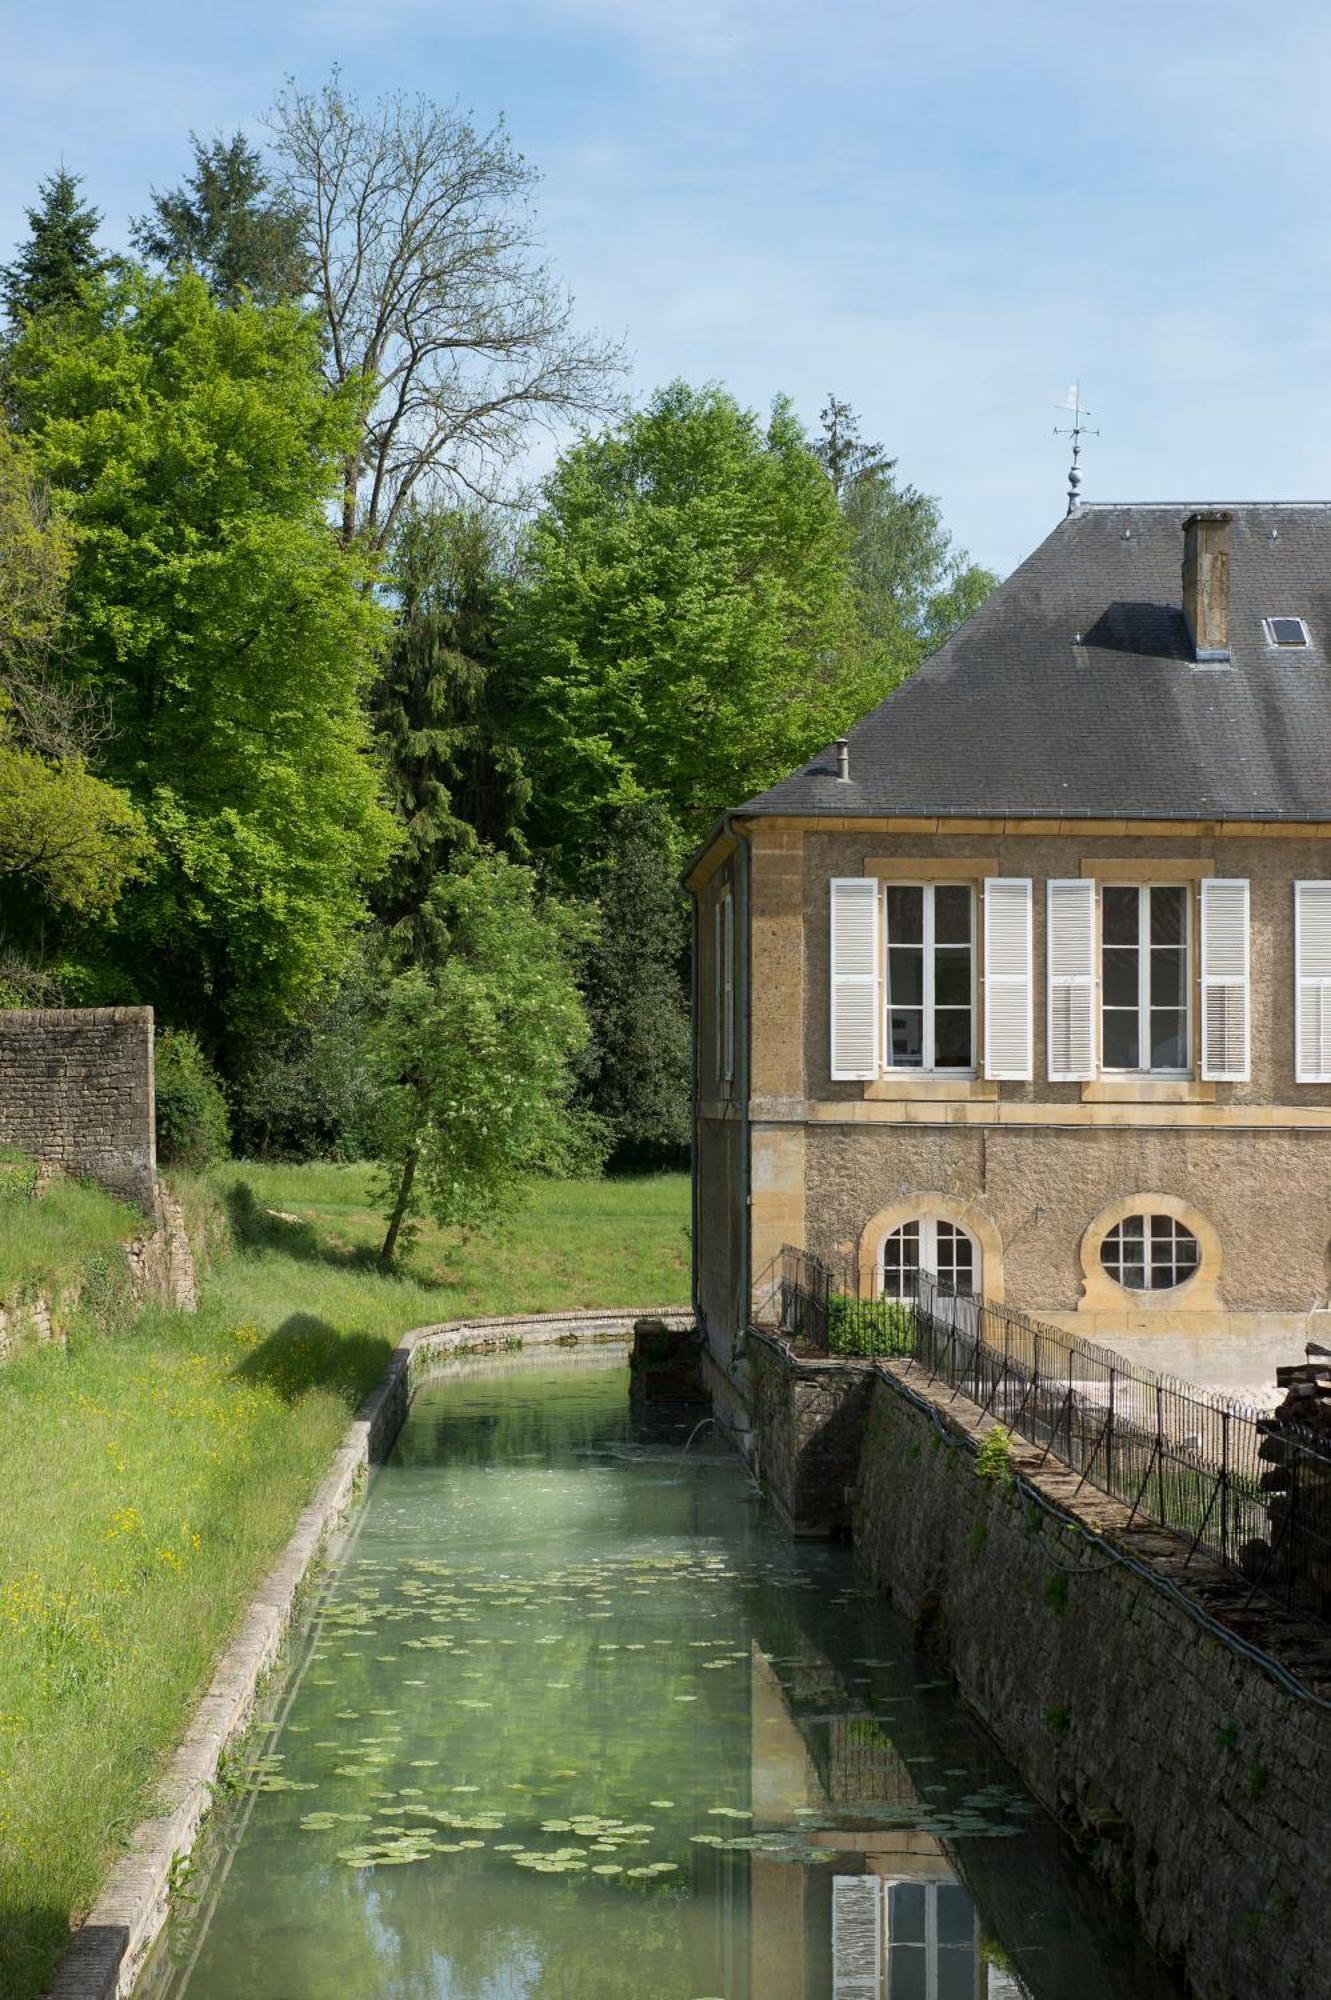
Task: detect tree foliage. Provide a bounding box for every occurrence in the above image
[505,380,873,882]
[0,419,151,943]
[4,269,396,1047]
[369,852,591,1265]
[577,801,690,1167]
[371,502,527,963]
[267,73,622,547]
[814,394,997,679]
[0,168,107,325]
[131,131,312,307]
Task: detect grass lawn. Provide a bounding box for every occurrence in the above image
[0,1171,140,1303]
[0,1166,689,2000]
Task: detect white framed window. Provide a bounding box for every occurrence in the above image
[1100,884,1190,1074]
[1100,1213,1200,1292]
[883,883,975,1072]
[881,1217,978,1300]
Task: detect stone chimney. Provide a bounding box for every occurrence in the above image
[1182,510,1233,660]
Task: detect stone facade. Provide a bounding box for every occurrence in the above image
[745,1327,873,1535]
[0,1007,156,1212]
[689,817,1331,1363]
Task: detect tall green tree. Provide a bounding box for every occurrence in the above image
[371,502,527,963]
[505,380,873,882]
[370,852,591,1267]
[131,131,312,307]
[1,168,106,325]
[814,395,998,679]
[0,419,151,973]
[577,800,690,1167]
[4,269,396,1051]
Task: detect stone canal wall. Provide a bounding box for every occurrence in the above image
[0,1007,157,1211]
[48,1310,692,2000]
[746,1327,874,1536]
[739,1335,1331,2000]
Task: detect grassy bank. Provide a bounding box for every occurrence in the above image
[0,1165,689,2000]
[0,1168,139,1303]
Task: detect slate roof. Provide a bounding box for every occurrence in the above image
[738,503,1331,823]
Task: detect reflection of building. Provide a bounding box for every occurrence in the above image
[746,1648,1015,2000]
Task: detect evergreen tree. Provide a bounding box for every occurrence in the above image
[132,132,311,307]
[578,801,690,1167]
[371,503,528,964]
[813,394,998,679]
[1,168,105,324]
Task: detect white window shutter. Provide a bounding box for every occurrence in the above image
[829,878,880,1080]
[1046,879,1096,1081]
[1295,882,1331,1083]
[832,1874,881,1995]
[983,878,1033,1080]
[1200,879,1249,1081]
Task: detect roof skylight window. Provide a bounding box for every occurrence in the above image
[1265,616,1310,648]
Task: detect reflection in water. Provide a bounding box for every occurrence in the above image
[145,1352,1179,2000]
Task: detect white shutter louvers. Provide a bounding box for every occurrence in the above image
[1046,879,1097,1081]
[829,878,880,1081]
[1200,878,1249,1082]
[1296,881,1331,1083]
[983,878,1033,1081]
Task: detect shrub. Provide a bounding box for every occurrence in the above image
[825,1294,917,1358]
[974,1425,1015,1487]
[0,1148,39,1203]
[154,1029,231,1169]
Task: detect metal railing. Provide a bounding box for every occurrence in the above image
[763,1244,1331,1631]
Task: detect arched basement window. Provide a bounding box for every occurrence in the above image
[882,1218,978,1300]
[1100,1213,1200,1292]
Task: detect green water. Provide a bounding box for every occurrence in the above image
[150,1351,1181,2000]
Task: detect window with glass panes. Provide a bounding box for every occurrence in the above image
[1100,1214,1200,1291]
[882,1218,977,1299]
[884,884,975,1070]
[1100,884,1189,1072]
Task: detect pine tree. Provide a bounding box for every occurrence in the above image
[371,503,528,964]
[132,132,311,308]
[577,800,691,1167]
[1,168,105,324]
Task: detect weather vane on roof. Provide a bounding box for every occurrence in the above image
[1054,382,1098,516]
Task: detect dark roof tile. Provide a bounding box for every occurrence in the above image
[739,503,1331,822]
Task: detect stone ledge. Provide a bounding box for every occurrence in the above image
[45,1304,692,2000]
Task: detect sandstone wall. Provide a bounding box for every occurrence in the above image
[746,1328,873,1536]
[0,1007,156,1211]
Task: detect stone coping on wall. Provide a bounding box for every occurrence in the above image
[874,1353,1331,1693]
[45,1305,693,2000]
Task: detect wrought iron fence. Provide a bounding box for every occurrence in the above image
[763,1244,1331,1631]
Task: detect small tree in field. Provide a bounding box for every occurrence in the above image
[370,853,590,1268]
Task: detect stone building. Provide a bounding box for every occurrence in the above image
[686,504,1331,1391]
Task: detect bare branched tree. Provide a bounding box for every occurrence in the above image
[268,74,625,549]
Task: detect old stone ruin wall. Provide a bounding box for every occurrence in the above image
[0,1006,157,1212]
[0,1006,197,1358]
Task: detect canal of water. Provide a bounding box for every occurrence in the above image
[144,1349,1182,2000]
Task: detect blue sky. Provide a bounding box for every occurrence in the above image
[4,0,1331,574]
